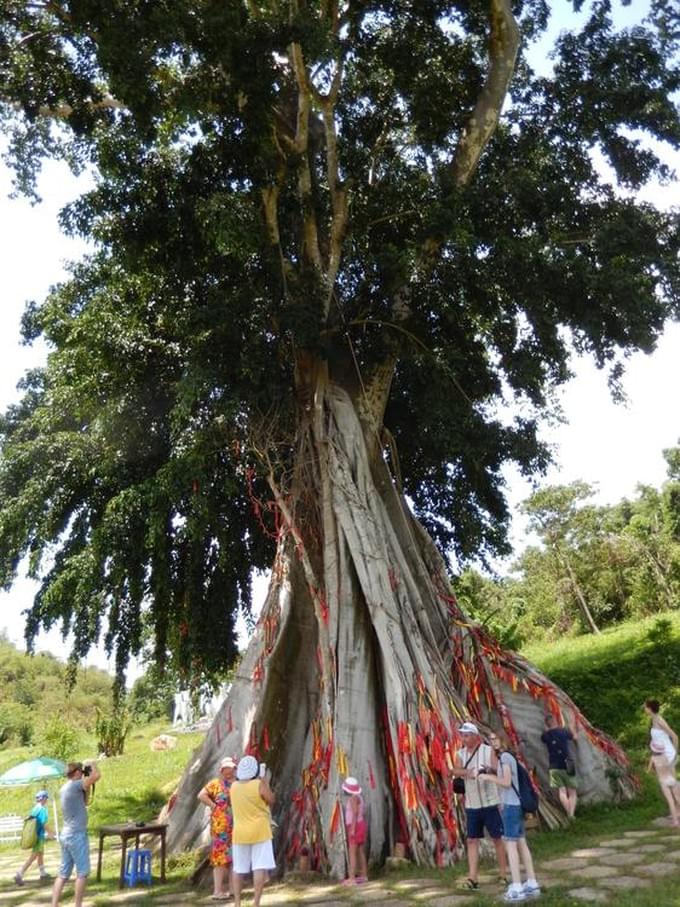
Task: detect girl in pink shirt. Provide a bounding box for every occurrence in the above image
[341,777,368,885]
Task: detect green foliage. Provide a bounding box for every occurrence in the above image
[0,721,204,836]
[524,613,680,753]
[0,637,113,748]
[95,707,131,757]
[127,667,175,724]
[0,0,678,682]
[0,701,33,747]
[492,458,680,643]
[452,569,524,650]
[38,716,81,762]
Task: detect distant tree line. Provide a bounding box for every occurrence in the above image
[454,444,680,647]
[0,634,113,749]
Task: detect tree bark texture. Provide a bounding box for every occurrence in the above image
[560,550,601,635]
[164,376,635,877]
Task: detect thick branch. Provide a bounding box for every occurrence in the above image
[450,0,520,188]
[355,357,397,445]
[289,42,324,271]
[319,64,347,302]
[9,95,124,120]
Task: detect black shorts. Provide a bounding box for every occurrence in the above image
[466,805,503,839]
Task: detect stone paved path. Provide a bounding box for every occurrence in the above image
[0,816,679,905]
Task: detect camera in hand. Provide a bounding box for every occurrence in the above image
[83,765,92,777]
[478,766,493,775]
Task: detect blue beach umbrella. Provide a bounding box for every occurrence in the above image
[0,757,66,835]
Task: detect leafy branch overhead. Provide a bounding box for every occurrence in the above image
[0,0,679,682]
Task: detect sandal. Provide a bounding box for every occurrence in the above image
[461,878,480,890]
[341,878,356,886]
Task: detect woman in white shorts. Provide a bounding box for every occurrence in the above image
[230,755,276,907]
[645,699,678,766]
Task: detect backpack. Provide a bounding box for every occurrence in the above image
[20,815,38,850]
[505,753,539,814]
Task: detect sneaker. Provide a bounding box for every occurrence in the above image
[14,873,24,887]
[522,881,541,897]
[503,887,527,903]
[40,872,53,881]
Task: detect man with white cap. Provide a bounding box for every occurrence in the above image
[230,755,276,907]
[453,721,507,890]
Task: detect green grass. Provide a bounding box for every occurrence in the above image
[0,617,679,904]
[0,721,207,902]
[0,720,204,830]
[522,612,680,755]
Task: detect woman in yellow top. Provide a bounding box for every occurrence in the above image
[230,755,276,907]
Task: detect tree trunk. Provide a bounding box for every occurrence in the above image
[164,379,634,876]
[560,551,601,635]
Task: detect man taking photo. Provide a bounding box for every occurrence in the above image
[51,761,100,907]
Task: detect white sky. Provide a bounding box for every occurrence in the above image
[0,0,678,675]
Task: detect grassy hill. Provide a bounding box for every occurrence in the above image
[0,634,114,748]
[0,720,204,831]
[522,612,680,761]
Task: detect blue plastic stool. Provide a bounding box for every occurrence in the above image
[123,848,152,887]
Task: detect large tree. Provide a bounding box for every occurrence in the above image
[1,0,679,874]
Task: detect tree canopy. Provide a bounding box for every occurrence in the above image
[458,444,680,643]
[1,0,679,686]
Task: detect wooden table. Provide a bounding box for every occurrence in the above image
[96,821,167,888]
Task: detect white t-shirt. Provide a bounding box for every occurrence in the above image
[651,727,677,765]
[457,743,500,809]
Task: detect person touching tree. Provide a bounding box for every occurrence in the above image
[1,0,679,873]
[541,714,579,819]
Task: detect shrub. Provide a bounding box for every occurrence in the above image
[95,707,131,757]
[128,668,175,723]
[0,701,34,747]
[38,716,81,761]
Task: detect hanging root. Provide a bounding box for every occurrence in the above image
[165,382,636,874]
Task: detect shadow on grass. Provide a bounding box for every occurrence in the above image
[92,788,168,826]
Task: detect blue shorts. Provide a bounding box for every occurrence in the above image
[466,805,503,840]
[58,831,91,879]
[501,804,524,841]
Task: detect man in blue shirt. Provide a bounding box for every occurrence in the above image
[14,790,54,886]
[51,761,100,907]
[541,714,578,818]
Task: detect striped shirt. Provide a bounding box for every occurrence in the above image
[457,744,501,809]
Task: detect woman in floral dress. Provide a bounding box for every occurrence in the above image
[198,755,237,900]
